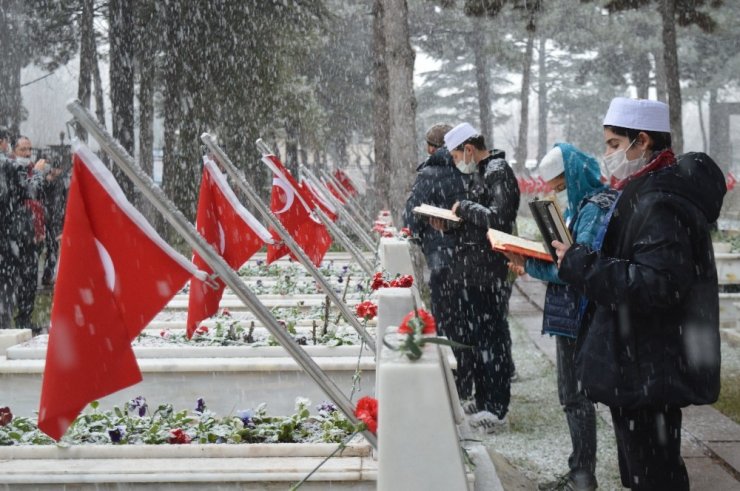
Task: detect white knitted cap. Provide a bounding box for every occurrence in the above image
[603,97,670,133]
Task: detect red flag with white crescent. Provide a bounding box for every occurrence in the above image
[38,142,203,440]
[263,155,331,266]
[186,157,273,338]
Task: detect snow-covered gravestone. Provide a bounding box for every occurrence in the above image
[375,287,415,356]
[376,329,469,491]
[0,329,31,356]
[378,237,414,277]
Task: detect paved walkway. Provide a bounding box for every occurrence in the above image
[508,275,740,490]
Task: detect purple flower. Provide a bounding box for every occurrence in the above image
[195,398,206,413]
[128,396,148,417]
[356,283,364,291]
[317,401,337,414]
[342,265,349,272]
[337,276,344,284]
[236,409,255,427]
[256,260,264,266]
[108,426,125,443]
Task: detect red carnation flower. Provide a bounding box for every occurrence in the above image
[398,309,437,335]
[167,428,192,444]
[389,275,413,288]
[0,407,12,426]
[370,272,390,290]
[380,210,391,217]
[194,325,209,336]
[355,301,378,320]
[354,396,378,434]
[400,227,411,238]
[381,230,394,238]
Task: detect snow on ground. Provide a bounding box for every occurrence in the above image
[480,316,624,489]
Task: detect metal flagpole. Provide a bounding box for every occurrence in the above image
[303,166,377,250]
[67,100,377,449]
[301,167,377,253]
[322,167,372,222]
[201,133,376,353]
[320,169,373,229]
[297,168,375,277]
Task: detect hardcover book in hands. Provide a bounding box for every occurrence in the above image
[412,204,462,226]
[528,198,573,262]
[487,229,554,262]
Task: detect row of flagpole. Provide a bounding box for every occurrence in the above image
[201,133,376,351]
[60,99,379,448]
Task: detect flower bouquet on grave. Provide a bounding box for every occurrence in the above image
[383,309,469,361]
[0,397,357,446]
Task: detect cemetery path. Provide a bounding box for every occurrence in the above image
[499,275,740,490]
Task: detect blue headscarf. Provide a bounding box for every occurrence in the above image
[554,142,608,221]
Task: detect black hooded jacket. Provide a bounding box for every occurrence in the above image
[559,152,725,409]
[403,148,519,284]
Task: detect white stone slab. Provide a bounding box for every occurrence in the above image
[0,328,32,356]
[720,293,740,329]
[377,333,469,491]
[144,318,377,331]
[715,253,740,284]
[0,354,376,418]
[376,288,415,356]
[378,237,414,276]
[0,442,376,490]
[6,338,371,360]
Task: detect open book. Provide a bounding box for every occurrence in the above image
[487,229,554,262]
[412,204,461,224]
[528,198,572,262]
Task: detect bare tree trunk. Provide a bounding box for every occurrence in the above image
[515,28,535,171]
[536,36,548,162]
[92,45,106,128]
[0,1,23,132]
[471,20,493,146]
[372,0,390,212]
[76,0,94,141]
[697,93,707,153]
[652,47,667,103]
[109,0,136,198]
[383,0,417,222]
[632,51,650,100]
[661,0,682,153]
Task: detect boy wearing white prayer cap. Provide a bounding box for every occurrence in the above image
[554,98,726,490]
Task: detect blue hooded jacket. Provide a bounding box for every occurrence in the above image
[524,143,615,337]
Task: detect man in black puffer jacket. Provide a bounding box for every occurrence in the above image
[404,122,520,430]
[555,98,725,490]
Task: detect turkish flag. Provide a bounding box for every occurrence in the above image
[333,169,358,197]
[263,155,331,266]
[302,178,337,222]
[38,142,203,440]
[186,157,272,338]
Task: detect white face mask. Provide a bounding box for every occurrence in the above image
[455,149,477,174]
[555,189,568,212]
[600,140,648,182]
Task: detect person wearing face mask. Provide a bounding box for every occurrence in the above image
[553,98,725,490]
[430,122,520,432]
[505,143,616,491]
[9,135,49,333]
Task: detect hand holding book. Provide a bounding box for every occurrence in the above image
[528,198,572,263]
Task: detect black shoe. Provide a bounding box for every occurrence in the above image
[538,472,597,491]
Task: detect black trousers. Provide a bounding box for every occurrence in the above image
[556,335,597,478]
[14,240,40,329]
[430,268,513,418]
[610,405,689,490]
